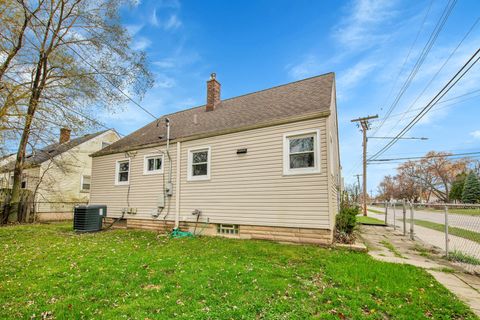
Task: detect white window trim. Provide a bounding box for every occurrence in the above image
[283,129,320,176]
[143,154,164,175]
[115,158,131,185]
[80,174,91,192]
[187,146,211,181]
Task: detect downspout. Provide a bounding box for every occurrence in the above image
[165,118,173,186]
[175,141,181,229]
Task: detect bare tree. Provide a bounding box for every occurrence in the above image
[376,151,470,203]
[2,0,153,222]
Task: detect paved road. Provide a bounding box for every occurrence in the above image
[367,206,480,262]
[369,205,480,233]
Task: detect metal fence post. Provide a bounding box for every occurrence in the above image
[402,199,406,236]
[409,202,414,240]
[444,205,449,257]
[393,202,396,230]
[384,201,388,225]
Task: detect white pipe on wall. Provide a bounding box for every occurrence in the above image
[175,141,181,229]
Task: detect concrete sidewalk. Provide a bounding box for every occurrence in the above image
[360,225,480,317]
[367,208,480,262]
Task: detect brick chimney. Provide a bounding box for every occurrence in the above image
[206,73,220,112]
[59,128,71,144]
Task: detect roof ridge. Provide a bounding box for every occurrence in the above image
[154,72,335,119]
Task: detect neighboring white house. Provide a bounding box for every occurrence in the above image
[0,128,120,221]
[90,73,341,244]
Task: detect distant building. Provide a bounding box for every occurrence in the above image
[0,128,120,220]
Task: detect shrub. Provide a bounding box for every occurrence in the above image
[462,172,480,204]
[334,205,360,243]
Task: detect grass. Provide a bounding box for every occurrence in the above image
[411,244,434,259]
[0,223,477,319]
[415,207,480,216]
[357,215,385,225]
[447,250,480,266]
[407,219,480,245]
[380,240,406,259]
[367,208,385,215]
[429,267,456,274]
[447,208,480,216]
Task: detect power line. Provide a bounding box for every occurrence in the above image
[24,4,158,120]
[375,0,434,127]
[3,74,123,136]
[379,16,479,138]
[372,0,457,136]
[351,114,378,215]
[370,88,480,125]
[369,151,480,163]
[368,47,480,161]
[368,136,428,140]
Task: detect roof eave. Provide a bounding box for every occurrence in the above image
[92,109,331,157]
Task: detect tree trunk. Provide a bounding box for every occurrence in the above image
[8,55,46,222]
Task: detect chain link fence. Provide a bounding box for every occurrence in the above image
[369,202,480,273]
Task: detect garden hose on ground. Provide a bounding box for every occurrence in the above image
[170,228,193,238]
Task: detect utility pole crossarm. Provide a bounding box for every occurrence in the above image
[351,114,378,216]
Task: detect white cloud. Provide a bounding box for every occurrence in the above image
[470,130,480,139]
[164,14,182,30]
[338,60,377,90]
[286,55,324,80]
[154,74,176,88]
[150,8,159,27]
[132,37,151,50]
[153,58,176,69]
[332,0,398,50]
[125,24,144,36]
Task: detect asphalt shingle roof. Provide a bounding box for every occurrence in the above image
[1,130,109,171]
[93,72,334,157]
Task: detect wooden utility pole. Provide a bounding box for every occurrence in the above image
[351,115,378,216]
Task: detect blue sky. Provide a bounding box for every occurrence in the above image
[102,0,480,194]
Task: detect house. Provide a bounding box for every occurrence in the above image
[0,128,120,221]
[90,72,341,244]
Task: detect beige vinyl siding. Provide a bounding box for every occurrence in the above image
[90,117,332,229]
[327,82,341,229]
[0,131,120,219]
[328,84,341,228]
[90,145,177,220]
[179,117,330,229]
[36,131,119,201]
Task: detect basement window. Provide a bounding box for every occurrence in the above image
[187,146,211,181]
[283,129,320,175]
[143,154,164,174]
[115,159,130,185]
[217,224,239,235]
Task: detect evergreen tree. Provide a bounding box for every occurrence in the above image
[461,172,480,204]
[450,173,467,202]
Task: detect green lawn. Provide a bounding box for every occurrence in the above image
[367,208,385,214]
[416,207,480,216]
[357,215,385,225]
[0,223,476,319]
[408,219,480,244]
